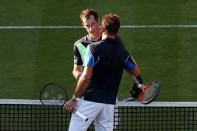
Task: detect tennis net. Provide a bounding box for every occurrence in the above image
[0,99,197,131]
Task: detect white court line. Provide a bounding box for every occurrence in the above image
[121,25,197,28]
[0,25,83,29]
[0,25,197,29]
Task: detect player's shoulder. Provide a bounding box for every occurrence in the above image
[74,36,93,49]
[88,40,104,48]
[87,40,104,54]
[74,36,85,44]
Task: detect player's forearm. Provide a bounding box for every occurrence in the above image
[72,70,82,80]
[72,65,83,80]
[74,74,91,97]
[130,66,141,76]
[129,66,144,84]
[73,67,93,98]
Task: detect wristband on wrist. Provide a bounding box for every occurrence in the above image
[72,95,80,102]
[135,75,144,84]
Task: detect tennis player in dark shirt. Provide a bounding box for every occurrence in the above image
[65,13,145,131]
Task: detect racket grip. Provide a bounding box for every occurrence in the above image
[73,110,88,122]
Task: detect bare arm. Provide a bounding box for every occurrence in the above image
[72,64,83,80]
[64,66,92,112]
[124,55,143,84]
[127,65,144,84]
[127,65,141,77]
[74,66,93,97]
[65,45,94,112]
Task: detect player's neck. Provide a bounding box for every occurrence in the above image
[88,32,101,41]
[102,33,115,40]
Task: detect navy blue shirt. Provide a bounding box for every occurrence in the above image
[83,37,136,104]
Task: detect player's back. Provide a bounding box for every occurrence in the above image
[84,37,129,104]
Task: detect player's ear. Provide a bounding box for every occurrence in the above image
[101,24,106,33]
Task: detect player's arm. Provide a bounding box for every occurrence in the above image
[124,56,143,84]
[65,45,94,112]
[74,45,94,97]
[72,44,83,80]
[72,64,83,80]
[65,67,92,112]
[124,55,145,98]
[74,66,93,97]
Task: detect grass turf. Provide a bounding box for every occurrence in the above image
[0,0,196,101]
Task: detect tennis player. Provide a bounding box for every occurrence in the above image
[73,9,101,81]
[72,9,119,129]
[64,13,145,131]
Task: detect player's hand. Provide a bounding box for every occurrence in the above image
[138,84,146,93]
[63,99,76,112]
[130,83,145,98]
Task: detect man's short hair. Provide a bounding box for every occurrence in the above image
[102,13,120,35]
[80,9,99,22]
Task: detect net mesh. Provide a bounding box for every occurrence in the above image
[0,99,197,131]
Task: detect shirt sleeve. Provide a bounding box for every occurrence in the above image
[73,44,83,65]
[124,55,137,71]
[83,45,95,67]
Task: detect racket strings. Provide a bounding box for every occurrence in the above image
[142,82,160,104]
[40,83,67,106]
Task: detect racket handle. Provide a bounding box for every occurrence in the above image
[73,110,88,122]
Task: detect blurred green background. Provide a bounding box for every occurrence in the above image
[0,0,196,101]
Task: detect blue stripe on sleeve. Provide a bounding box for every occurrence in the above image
[83,45,94,67]
[124,56,136,71]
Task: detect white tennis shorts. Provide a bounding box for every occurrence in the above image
[68,99,114,131]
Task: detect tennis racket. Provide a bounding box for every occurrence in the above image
[123,80,161,104]
[40,82,88,121]
[137,80,161,104]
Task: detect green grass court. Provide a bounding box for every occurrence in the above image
[0,0,197,101]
